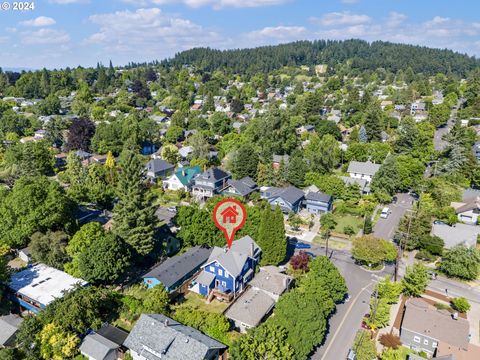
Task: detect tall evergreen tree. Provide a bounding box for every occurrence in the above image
[112,147,157,256]
[364,104,383,142]
[257,206,286,265]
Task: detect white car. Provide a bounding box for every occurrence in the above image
[380,207,390,219]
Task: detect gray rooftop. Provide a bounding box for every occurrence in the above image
[224,287,275,328]
[205,236,261,278]
[0,315,23,346]
[225,177,258,197]
[431,223,479,249]
[249,266,292,297]
[266,186,304,205]
[305,191,332,203]
[80,333,118,360]
[143,246,212,289]
[402,298,469,350]
[347,161,381,177]
[123,314,226,360]
[146,159,175,174]
[341,176,369,192]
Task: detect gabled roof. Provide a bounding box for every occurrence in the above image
[249,266,292,297]
[347,161,381,176]
[205,236,261,278]
[271,186,305,205]
[455,197,480,214]
[143,246,212,289]
[225,177,258,197]
[0,315,23,346]
[123,314,226,360]
[146,159,175,174]
[305,191,332,203]
[272,154,289,164]
[431,223,479,249]
[80,333,118,360]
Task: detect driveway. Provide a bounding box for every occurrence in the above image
[433,100,461,152]
[373,193,414,240]
[300,245,394,360]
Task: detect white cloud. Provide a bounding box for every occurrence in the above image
[123,0,288,9]
[86,8,225,57]
[20,16,56,27]
[244,26,307,45]
[386,12,407,28]
[315,11,371,27]
[21,28,70,45]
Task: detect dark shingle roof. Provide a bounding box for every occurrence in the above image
[143,246,212,289]
[198,167,230,182]
[226,177,258,196]
[275,186,304,205]
[123,314,226,360]
[305,191,332,203]
[146,159,175,174]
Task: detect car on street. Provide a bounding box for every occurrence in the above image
[167,206,177,213]
[347,349,356,360]
[380,207,390,219]
[433,220,447,225]
[295,242,311,249]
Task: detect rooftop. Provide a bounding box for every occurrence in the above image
[9,264,87,307]
[431,223,479,249]
[401,298,470,350]
[347,160,381,176]
[143,246,213,289]
[249,266,292,297]
[224,287,275,328]
[123,314,226,360]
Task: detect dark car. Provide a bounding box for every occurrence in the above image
[305,251,316,258]
[295,242,311,249]
[433,220,447,225]
[392,196,398,204]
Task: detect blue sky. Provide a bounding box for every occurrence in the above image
[1,0,480,69]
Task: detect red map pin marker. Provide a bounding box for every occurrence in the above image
[213,199,247,249]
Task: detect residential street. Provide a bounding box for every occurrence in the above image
[373,193,414,240]
[299,245,394,360]
[433,100,461,151]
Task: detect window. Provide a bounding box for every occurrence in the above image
[218,268,223,276]
[424,339,429,345]
[413,336,421,343]
[222,281,227,287]
[209,266,214,272]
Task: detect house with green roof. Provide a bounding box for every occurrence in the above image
[163,166,201,191]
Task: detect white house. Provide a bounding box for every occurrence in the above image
[347,161,381,183]
[451,197,480,225]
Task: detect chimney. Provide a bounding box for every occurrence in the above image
[250,242,255,257]
[164,319,169,327]
[182,170,186,177]
[452,312,459,320]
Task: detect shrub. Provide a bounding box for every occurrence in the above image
[451,297,471,313]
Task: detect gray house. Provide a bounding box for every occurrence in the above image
[347,160,381,183]
[260,186,305,213]
[79,324,128,360]
[191,167,231,199]
[0,314,23,347]
[123,314,227,360]
[400,298,470,357]
[145,159,175,181]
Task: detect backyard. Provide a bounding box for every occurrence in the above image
[332,213,364,235]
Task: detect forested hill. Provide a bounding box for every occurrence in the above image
[161,39,479,76]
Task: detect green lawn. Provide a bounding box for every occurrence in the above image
[173,292,229,314]
[313,236,350,250]
[332,214,364,234]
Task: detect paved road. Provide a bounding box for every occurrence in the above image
[428,275,480,304]
[373,193,414,240]
[298,245,394,360]
[433,100,461,151]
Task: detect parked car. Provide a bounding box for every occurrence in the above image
[380,207,390,219]
[167,206,177,213]
[361,314,370,329]
[392,196,398,204]
[433,220,447,225]
[347,349,356,360]
[295,242,311,249]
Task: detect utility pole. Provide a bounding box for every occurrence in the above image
[394,208,413,282]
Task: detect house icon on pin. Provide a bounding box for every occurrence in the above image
[221,205,239,224]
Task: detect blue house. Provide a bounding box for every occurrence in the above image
[191,167,231,199]
[193,236,261,299]
[260,186,305,213]
[304,191,333,215]
[142,246,212,293]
